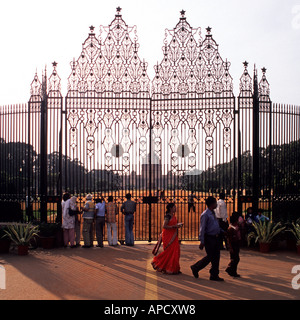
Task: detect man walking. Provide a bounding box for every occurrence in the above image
[121,193,136,246]
[215,192,228,250]
[190,196,224,281]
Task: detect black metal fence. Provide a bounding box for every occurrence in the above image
[0,9,299,241]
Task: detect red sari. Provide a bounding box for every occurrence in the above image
[151,215,181,274]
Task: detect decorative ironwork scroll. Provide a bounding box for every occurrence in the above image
[152,10,235,186]
[66,7,151,186]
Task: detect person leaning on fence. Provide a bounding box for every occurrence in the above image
[73,196,82,247]
[95,196,106,248]
[105,196,119,246]
[121,193,136,246]
[82,194,95,248]
[62,192,76,248]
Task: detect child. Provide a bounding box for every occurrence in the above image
[225,212,241,278]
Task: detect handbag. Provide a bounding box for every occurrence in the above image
[68,208,78,216]
[152,233,162,256]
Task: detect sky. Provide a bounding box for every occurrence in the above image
[0,0,299,106]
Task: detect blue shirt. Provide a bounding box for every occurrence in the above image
[95,202,106,217]
[199,208,221,244]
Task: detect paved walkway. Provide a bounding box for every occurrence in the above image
[0,242,299,300]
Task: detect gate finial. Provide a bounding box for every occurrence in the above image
[116,6,122,15]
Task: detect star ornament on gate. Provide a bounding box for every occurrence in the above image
[180,10,186,17]
[116,6,122,14]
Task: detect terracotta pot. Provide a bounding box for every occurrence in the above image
[297,245,300,255]
[55,229,64,247]
[40,236,56,249]
[18,245,29,255]
[0,239,11,253]
[259,242,271,253]
[287,239,297,251]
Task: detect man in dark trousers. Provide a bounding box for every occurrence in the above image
[121,193,136,246]
[225,212,241,278]
[190,196,224,281]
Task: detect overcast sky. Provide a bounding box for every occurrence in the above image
[0,0,299,105]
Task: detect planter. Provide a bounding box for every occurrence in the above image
[18,245,29,255]
[259,242,271,253]
[287,239,297,251]
[0,239,11,253]
[40,236,56,249]
[297,245,300,255]
[54,228,64,248]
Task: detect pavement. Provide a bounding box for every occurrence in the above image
[0,242,299,300]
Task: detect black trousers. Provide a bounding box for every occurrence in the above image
[218,218,228,249]
[192,235,220,278]
[95,217,105,246]
[227,244,240,274]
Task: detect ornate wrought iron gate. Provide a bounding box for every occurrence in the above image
[62,9,236,241]
[1,8,299,240]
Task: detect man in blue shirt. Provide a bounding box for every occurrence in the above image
[95,196,106,247]
[190,196,224,281]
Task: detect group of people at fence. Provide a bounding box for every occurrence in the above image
[61,191,269,281]
[61,192,136,249]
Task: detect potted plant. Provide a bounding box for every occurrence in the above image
[0,226,11,253]
[3,223,39,255]
[39,222,61,249]
[247,220,286,253]
[287,222,300,254]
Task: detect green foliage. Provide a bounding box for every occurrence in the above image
[0,226,10,239]
[3,223,39,246]
[287,222,300,245]
[247,220,286,245]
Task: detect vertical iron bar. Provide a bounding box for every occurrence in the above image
[40,95,48,223]
[148,98,152,243]
[252,68,260,214]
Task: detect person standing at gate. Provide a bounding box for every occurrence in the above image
[106,196,119,246]
[71,195,82,247]
[190,196,224,281]
[121,193,136,246]
[215,192,229,250]
[62,192,76,248]
[82,194,95,248]
[95,196,106,248]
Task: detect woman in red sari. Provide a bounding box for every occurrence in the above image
[151,203,183,274]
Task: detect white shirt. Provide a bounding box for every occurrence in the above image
[62,199,75,229]
[215,199,228,222]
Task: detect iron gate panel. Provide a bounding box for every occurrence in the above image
[61,10,238,241]
[151,13,236,240]
[65,10,152,241]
